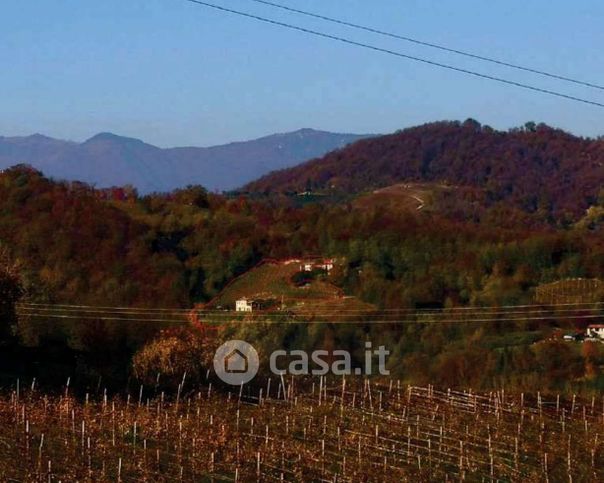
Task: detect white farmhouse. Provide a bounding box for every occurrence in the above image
[586,325,604,340]
[235,298,254,312]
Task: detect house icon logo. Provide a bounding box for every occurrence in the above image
[224,348,248,374]
[213,340,259,385]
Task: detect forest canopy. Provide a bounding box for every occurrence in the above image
[0,119,603,393]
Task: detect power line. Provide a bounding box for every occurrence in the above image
[16,301,603,325]
[16,312,188,324]
[246,0,604,91]
[179,0,604,108]
[16,306,601,318]
[16,300,604,316]
[16,311,604,325]
[16,302,193,314]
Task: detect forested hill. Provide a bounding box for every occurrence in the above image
[1,164,604,392]
[244,120,604,221]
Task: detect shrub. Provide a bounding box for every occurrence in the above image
[132,329,207,387]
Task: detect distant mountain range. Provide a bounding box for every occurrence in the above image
[0,129,372,193]
[245,120,604,220]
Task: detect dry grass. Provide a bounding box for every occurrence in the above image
[354,183,451,213]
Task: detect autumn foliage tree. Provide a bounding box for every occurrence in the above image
[132,329,208,388]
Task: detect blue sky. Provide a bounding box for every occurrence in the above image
[2,0,603,146]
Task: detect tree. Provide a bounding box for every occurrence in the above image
[132,328,207,388]
[0,247,22,344]
[582,341,600,380]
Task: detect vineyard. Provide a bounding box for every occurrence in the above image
[536,279,604,305]
[0,378,602,482]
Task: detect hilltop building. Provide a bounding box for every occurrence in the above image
[235,297,277,312]
[586,325,604,340]
[300,258,336,273]
[235,298,254,312]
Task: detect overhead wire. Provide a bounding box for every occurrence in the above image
[178,0,604,108]
[15,299,604,314]
[244,0,604,91]
[15,303,604,318]
[15,298,603,327]
[15,312,604,325]
[15,301,603,325]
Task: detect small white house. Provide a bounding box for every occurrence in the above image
[235,298,254,312]
[586,325,604,340]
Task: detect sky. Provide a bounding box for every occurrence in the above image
[2,0,604,147]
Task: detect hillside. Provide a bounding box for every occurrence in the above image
[244,120,604,221]
[2,165,604,396]
[209,260,374,316]
[0,129,371,193]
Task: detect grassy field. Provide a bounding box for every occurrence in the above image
[288,296,376,320]
[0,379,602,481]
[354,183,453,213]
[210,261,361,311]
